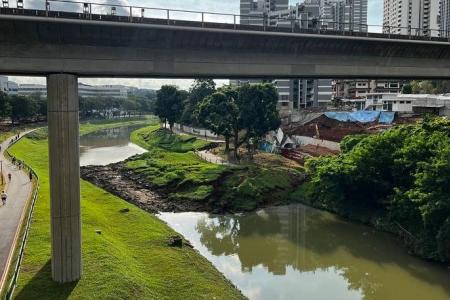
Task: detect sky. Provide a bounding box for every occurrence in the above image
[10,0,383,90]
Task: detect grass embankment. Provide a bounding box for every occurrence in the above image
[129,125,304,211]
[9,120,243,300]
[79,116,158,136]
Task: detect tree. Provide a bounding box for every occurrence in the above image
[155,85,186,131]
[401,84,412,94]
[120,98,138,117]
[433,80,450,94]
[410,80,437,94]
[0,91,11,119]
[181,79,216,126]
[9,95,38,124]
[29,92,47,120]
[236,83,281,154]
[197,90,239,153]
[197,83,280,159]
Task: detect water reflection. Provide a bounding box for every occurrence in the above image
[80,125,147,166]
[160,205,450,300]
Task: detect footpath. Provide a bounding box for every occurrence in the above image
[0,132,33,292]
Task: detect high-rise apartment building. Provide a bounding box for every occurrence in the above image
[240,0,289,25]
[237,0,367,112]
[321,0,368,32]
[441,0,450,37]
[333,79,406,99]
[383,0,440,37]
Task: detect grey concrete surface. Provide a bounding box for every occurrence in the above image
[0,133,33,292]
[1,15,450,79]
[47,74,82,283]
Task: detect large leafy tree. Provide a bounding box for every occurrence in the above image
[181,79,216,126]
[0,91,11,119]
[197,83,280,159]
[235,83,281,152]
[197,89,239,153]
[9,95,38,124]
[29,92,47,120]
[155,85,187,131]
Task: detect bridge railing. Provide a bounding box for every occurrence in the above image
[0,0,448,42]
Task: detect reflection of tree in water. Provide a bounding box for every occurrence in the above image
[81,126,142,148]
[196,205,450,300]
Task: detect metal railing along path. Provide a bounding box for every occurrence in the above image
[0,0,449,43]
[1,132,40,300]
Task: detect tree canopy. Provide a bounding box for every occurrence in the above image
[155,85,188,131]
[197,83,280,158]
[181,79,216,126]
[197,89,239,152]
[303,117,450,262]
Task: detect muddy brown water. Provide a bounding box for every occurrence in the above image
[80,125,147,166]
[81,125,450,300]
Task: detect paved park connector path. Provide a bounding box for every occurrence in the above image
[0,132,33,292]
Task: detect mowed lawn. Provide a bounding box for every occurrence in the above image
[8,124,243,299]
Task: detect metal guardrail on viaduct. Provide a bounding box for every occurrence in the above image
[1,0,450,79]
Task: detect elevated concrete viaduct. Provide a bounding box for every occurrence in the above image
[1,11,450,284]
[2,14,450,79]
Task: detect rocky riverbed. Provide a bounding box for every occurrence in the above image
[81,162,213,213]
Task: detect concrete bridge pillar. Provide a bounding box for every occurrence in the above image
[47,74,82,283]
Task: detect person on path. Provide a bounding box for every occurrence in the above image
[1,191,7,206]
[29,171,33,182]
[8,173,11,182]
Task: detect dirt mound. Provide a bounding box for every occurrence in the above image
[285,115,374,142]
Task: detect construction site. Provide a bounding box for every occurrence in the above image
[266,111,422,163]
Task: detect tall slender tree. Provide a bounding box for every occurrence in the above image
[0,91,11,119]
[197,90,239,153]
[181,79,216,126]
[155,85,187,131]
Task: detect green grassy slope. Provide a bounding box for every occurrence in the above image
[9,122,243,300]
[129,125,304,211]
[129,125,229,202]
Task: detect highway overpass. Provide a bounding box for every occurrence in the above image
[1,9,450,79]
[2,6,450,285]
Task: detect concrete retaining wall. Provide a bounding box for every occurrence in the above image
[173,124,219,139]
[292,135,341,151]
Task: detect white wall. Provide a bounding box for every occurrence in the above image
[292,135,341,151]
[173,123,219,139]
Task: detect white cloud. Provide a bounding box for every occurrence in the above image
[7,76,229,90]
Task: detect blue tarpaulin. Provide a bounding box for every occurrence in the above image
[324,111,395,124]
[259,141,274,153]
[379,112,396,124]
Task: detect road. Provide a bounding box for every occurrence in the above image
[0,132,33,292]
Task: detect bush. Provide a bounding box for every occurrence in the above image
[302,118,450,262]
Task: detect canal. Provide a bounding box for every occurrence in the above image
[81,125,450,300]
[80,125,147,166]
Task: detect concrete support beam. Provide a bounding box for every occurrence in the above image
[47,74,82,283]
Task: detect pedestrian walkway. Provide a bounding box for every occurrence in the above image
[196,150,235,166]
[0,132,33,292]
